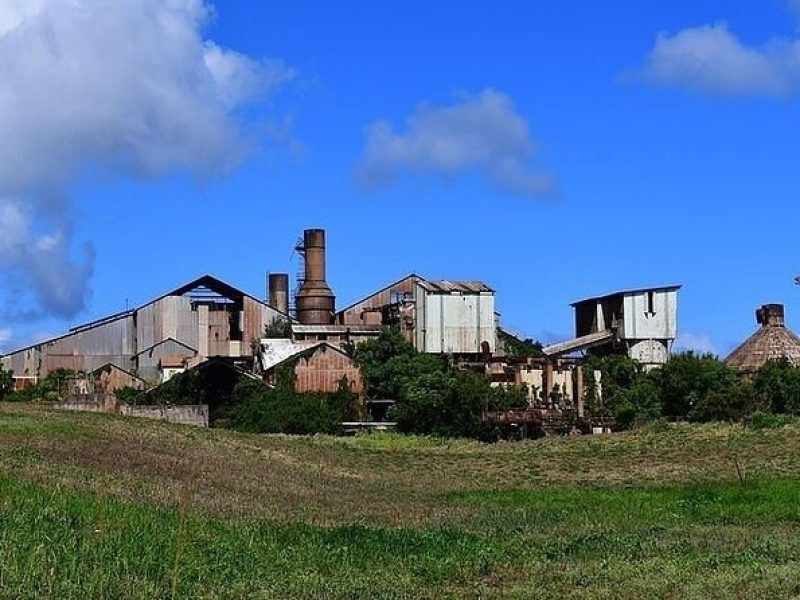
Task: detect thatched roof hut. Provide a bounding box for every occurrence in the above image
[725,304,800,374]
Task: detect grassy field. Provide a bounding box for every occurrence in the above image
[1,403,800,597]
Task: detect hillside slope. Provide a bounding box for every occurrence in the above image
[1,403,800,598]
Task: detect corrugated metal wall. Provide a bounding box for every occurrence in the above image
[2,280,287,382]
[292,345,364,396]
[415,285,496,354]
[622,290,678,340]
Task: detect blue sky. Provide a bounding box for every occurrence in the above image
[2,0,800,357]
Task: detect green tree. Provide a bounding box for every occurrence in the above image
[354,328,445,400]
[0,363,13,400]
[584,354,656,426]
[691,381,758,423]
[653,352,740,419]
[226,364,361,435]
[356,328,529,439]
[752,358,800,414]
[497,329,544,359]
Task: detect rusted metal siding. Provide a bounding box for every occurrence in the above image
[4,315,136,378]
[2,276,290,383]
[136,338,197,381]
[336,274,421,326]
[291,345,364,397]
[244,297,268,350]
[93,364,145,393]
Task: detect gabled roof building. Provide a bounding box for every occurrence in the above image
[1,275,289,385]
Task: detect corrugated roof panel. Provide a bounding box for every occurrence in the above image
[417,280,494,294]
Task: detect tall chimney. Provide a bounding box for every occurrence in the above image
[268,272,289,315]
[295,228,335,324]
[756,303,785,327]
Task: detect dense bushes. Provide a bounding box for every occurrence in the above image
[354,328,528,439]
[226,365,361,434]
[142,361,362,434]
[587,351,800,427]
[0,364,12,400]
[4,368,81,402]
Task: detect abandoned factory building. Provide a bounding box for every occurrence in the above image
[2,275,289,388]
[1,227,682,413]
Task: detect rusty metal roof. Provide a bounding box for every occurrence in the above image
[570,285,681,307]
[725,321,800,372]
[258,340,352,372]
[417,280,494,294]
[291,324,383,334]
[335,273,423,315]
[160,356,187,369]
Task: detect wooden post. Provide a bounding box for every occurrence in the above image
[576,365,585,418]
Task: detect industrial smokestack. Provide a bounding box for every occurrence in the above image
[295,228,335,324]
[268,272,289,315]
[756,304,785,327]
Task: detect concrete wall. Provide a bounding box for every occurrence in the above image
[56,394,119,413]
[628,339,669,367]
[119,404,209,427]
[55,395,208,427]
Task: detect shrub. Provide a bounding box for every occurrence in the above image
[0,364,13,400]
[356,328,529,440]
[749,411,799,429]
[752,358,800,414]
[225,366,361,435]
[653,352,740,419]
[114,386,143,404]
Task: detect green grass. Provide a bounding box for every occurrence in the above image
[2,403,800,597]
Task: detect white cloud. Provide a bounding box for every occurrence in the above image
[0,0,293,319]
[674,332,718,356]
[357,89,558,198]
[635,22,800,96]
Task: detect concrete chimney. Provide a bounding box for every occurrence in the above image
[268,272,289,315]
[756,303,785,327]
[295,228,335,324]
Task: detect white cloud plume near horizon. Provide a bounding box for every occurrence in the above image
[674,332,718,356]
[357,89,558,198]
[635,20,800,96]
[0,0,293,320]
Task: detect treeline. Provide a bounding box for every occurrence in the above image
[353,328,528,439]
[586,352,800,428]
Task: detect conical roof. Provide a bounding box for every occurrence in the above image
[725,304,800,373]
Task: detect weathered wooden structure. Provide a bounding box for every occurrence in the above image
[257,339,364,396]
[1,275,288,386]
